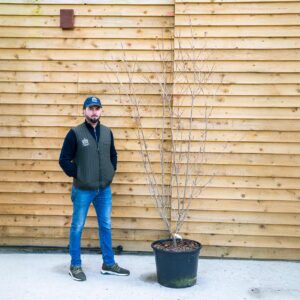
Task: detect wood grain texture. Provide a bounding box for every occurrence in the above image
[0,0,299,260]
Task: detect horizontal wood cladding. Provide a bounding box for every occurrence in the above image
[0,4,175,16]
[171,0,300,260]
[175,2,300,14]
[0,0,300,260]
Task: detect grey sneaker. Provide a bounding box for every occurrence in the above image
[101,263,130,276]
[69,266,86,281]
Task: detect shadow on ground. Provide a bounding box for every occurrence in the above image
[139,272,157,283]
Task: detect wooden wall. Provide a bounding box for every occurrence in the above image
[173,0,300,259]
[0,0,174,251]
[0,0,299,260]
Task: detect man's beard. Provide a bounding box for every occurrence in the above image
[86,116,100,124]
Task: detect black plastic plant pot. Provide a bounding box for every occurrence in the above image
[151,238,202,288]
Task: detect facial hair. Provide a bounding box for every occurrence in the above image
[86,115,100,124]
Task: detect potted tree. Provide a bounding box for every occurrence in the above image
[113,36,219,288]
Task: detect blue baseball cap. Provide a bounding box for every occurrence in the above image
[83,96,102,108]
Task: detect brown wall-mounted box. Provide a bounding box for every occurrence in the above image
[60,9,74,29]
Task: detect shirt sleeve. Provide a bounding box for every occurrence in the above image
[110,131,118,171]
[59,129,77,178]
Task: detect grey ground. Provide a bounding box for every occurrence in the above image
[0,252,299,300]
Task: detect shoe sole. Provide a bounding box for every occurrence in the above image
[69,270,86,281]
[101,270,129,276]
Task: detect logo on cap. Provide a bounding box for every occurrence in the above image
[92,97,98,103]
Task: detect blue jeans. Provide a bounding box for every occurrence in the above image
[69,185,115,267]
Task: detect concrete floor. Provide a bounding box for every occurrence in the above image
[0,252,299,300]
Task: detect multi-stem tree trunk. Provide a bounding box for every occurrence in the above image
[111,34,221,247]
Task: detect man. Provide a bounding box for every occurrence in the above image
[59,96,130,281]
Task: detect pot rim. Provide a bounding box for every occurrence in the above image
[151,238,202,253]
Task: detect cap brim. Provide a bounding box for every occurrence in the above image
[85,104,102,108]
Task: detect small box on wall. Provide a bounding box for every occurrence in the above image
[60,9,74,30]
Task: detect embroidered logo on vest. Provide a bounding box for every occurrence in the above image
[81,138,89,147]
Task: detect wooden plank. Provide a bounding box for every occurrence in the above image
[0,149,60,160]
[0,225,299,248]
[1,149,165,163]
[0,16,174,28]
[178,210,300,225]
[3,60,300,73]
[3,126,300,143]
[0,4,174,16]
[0,237,153,252]
[0,231,297,259]
[0,126,70,138]
[171,141,300,155]
[1,236,300,259]
[201,246,300,260]
[173,199,300,213]
[0,192,158,208]
[0,93,164,105]
[0,159,299,180]
[0,24,299,39]
[1,93,300,108]
[174,73,300,84]
[172,130,300,143]
[1,215,296,238]
[0,49,174,61]
[0,71,174,83]
[0,223,299,247]
[2,152,300,170]
[174,49,300,61]
[183,233,300,249]
[1,1,173,4]
[0,215,73,227]
[176,3,300,15]
[0,61,173,72]
[175,187,300,201]
[175,26,300,38]
[4,169,300,191]
[1,0,298,5]
[3,138,300,157]
[4,116,300,131]
[0,215,165,230]
[0,226,168,241]
[174,37,300,49]
[0,104,167,116]
[3,136,300,156]
[0,159,62,170]
[2,181,300,202]
[180,222,300,237]
[0,27,173,39]
[4,104,300,119]
[2,71,300,84]
[0,38,173,50]
[0,181,158,195]
[174,95,300,107]
[2,49,300,61]
[0,226,299,259]
[0,204,164,218]
[0,127,169,140]
[175,14,300,26]
[2,226,299,250]
[2,82,300,96]
[1,187,300,213]
[176,0,300,2]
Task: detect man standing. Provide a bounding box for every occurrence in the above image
[59,96,130,281]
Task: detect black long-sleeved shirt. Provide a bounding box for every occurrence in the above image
[59,121,117,178]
